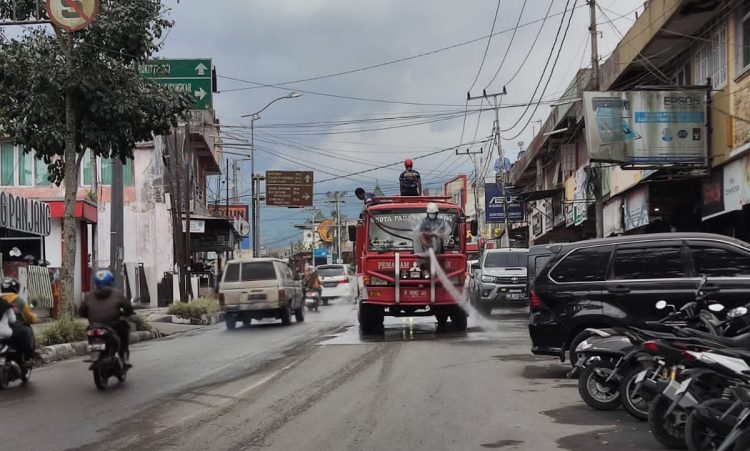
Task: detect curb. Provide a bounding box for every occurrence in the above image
[38,330,159,365]
[169,311,225,326]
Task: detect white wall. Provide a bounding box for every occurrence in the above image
[45,219,62,267]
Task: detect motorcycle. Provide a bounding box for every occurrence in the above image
[0,341,31,389]
[85,323,129,391]
[305,290,321,312]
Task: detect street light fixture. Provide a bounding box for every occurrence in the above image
[241,92,303,257]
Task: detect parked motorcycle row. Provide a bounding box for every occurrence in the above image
[570,276,750,450]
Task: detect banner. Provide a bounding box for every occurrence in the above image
[624,185,649,231]
[583,91,707,165]
[485,183,524,222]
[603,198,623,237]
[573,167,588,226]
[702,168,725,219]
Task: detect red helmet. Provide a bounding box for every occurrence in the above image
[404,159,413,168]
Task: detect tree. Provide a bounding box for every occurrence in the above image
[0,1,191,316]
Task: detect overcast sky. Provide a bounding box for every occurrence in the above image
[159,0,646,249]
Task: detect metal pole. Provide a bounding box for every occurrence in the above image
[251,117,257,257]
[491,96,510,248]
[590,0,604,238]
[110,156,124,290]
[311,209,316,270]
[256,175,262,256]
[225,158,229,218]
[184,124,192,299]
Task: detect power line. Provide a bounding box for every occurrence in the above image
[468,0,503,92]
[485,0,529,89]
[219,2,589,96]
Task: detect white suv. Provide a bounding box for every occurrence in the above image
[219,258,304,329]
[316,264,357,304]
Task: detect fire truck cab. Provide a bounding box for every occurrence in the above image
[351,195,477,334]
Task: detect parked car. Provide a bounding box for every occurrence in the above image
[468,248,529,315]
[219,258,304,329]
[316,264,357,304]
[528,233,750,363]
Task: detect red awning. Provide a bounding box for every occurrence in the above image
[46,200,97,224]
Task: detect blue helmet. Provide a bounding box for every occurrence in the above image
[94,270,114,288]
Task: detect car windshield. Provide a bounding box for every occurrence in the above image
[368,209,459,252]
[484,252,528,268]
[316,266,345,277]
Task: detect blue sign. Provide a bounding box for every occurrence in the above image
[313,247,329,258]
[485,183,524,222]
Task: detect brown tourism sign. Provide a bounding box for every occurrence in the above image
[0,193,51,236]
[266,171,314,207]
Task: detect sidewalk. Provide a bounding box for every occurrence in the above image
[30,307,223,365]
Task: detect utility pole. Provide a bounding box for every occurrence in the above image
[589,0,604,238]
[184,123,193,300]
[110,155,124,291]
[455,147,484,240]
[90,151,98,284]
[310,208,319,270]
[469,88,509,247]
[326,191,345,263]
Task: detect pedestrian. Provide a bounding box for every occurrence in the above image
[399,159,421,196]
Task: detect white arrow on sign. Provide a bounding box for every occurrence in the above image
[195,63,208,76]
[303,194,311,200]
[304,174,311,183]
[194,87,208,100]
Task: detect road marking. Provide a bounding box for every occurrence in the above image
[235,362,295,397]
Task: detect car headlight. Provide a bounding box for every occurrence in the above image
[481,275,494,283]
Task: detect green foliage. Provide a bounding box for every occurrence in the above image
[0,0,191,184]
[131,314,152,332]
[38,317,86,346]
[167,297,220,321]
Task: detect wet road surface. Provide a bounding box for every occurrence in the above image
[1,303,662,450]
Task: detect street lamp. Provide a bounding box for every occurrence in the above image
[241,92,302,257]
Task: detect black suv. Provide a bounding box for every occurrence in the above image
[528,233,750,361]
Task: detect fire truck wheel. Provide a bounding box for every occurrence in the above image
[359,303,384,334]
[450,307,468,332]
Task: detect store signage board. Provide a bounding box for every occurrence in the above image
[0,193,51,236]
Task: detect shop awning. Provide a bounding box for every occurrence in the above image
[46,199,97,224]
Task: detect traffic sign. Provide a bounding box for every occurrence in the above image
[140,59,213,110]
[47,0,99,31]
[266,171,314,207]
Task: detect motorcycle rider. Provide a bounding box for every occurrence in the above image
[0,278,37,367]
[79,270,134,365]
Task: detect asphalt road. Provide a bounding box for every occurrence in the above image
[1,302,663,451]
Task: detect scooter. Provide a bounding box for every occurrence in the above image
[305,290,321,312]
[0,342,31,389]
[85,324,129,391]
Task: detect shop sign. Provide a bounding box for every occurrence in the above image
[583,90,707,165]
[724,159,743,212]
[0,192,51,236]
[182,219,205,234]
[624,185,650,231]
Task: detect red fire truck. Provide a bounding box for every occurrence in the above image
[351,196,476,334]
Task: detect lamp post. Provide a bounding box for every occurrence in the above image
[241,92,302,257]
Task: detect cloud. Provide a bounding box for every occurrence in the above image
[161,0,645,247]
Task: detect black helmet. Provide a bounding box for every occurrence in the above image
[1,278,20,294]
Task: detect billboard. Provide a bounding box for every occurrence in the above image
[485,183,524,222]
[583,90,707,165]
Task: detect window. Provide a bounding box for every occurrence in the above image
[613,246,685,280]
[1,143,14,186]
[550,245,613,283]
[81,150,92,186]
[736,6,750,76]
[690,245,750,277]
[18,147,32,186]
[671,63,690,86]
[223,263,240,282]
[484,251,528,268]
[35,159,50,186]
[241,262,276,281]
[693,25,727,89]
[317,265,345,277]
[100,158,134,186]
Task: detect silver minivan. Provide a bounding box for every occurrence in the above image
[219,258,304,329]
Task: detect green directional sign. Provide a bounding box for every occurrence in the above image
[141,58,213,110]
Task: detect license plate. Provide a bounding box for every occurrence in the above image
[410,271,421,279]
[635,370,648,384]
[247,294,266,301]
[87,343,106,351]
[507,293,524,300]
[675,378,692,395]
